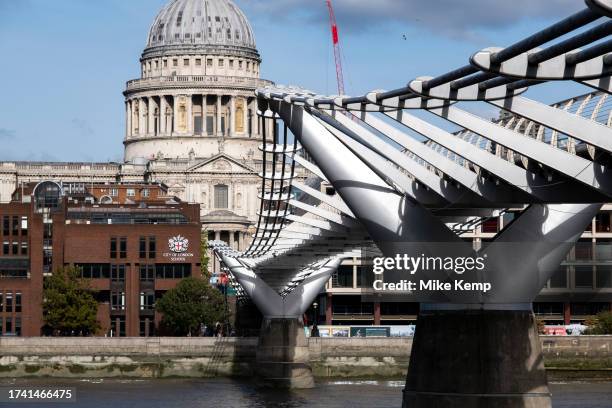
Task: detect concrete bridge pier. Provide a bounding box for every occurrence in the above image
[255,317,314,389]
[403,305,551,408]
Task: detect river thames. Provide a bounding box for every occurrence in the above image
[1,378,611,407]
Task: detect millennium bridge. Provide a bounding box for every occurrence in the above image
[211,1,612,406]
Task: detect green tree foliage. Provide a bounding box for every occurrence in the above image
[584,311,612,335]
[43,266,100,336]
[156,277,226,336]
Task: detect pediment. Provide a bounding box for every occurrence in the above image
[187,154,257,174]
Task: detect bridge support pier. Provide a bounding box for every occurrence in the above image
[255,317,314,389]
[403,306,551,408]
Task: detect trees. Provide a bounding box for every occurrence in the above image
[156,277,226,336]
[584,311,612,335]
[43,266,100,336]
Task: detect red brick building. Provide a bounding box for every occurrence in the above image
[0,181,201,337]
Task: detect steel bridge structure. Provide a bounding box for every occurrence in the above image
[211,1,612,406]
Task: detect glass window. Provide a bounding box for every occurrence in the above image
[596,265,612,288]
[2,242,8,255]
[5,292,12,312]
[595,211,611,232]
[127,189,136,197]
[214,185,229,209]
[218,59,224,67]
[173,59,178,67]
[111,292,125,311]
[109,188,118,197]
[15,318,21,336]
[12,217,18,235]
[140,292,155,310]
[2,216,9,236]
[110,238,117,259]
[195,59,201,66]
[575,265,594,288]
[15,292,21,313]
[334,265,354,288]
[5,317,11,334]
[20,242,27,256]
[0,291,3,312]
[149,237,156,259]
[184,59,189,66]
[574,239,593,261]
[119,238,127,258]
[139,237,147,259]
[207,59,213,67]
[111,265,125,282]
[142,189,150,198]
[140,264,155,282]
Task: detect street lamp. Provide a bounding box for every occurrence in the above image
[312,301,320,337]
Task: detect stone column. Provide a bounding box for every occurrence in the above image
[216,95,223,137]
[238,231,245,251]
[202,94,208,136]
[230,97,236,137]
[173,95,178,136]
[139,98,147,136]
[214,230,221,241]
[160,96,167,135]
[126,101,132,139]
[187,95,193,134]
[147,97,155,136]
[229,230,235,249]
[243,97,249,136]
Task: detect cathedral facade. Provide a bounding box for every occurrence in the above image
[0,0,276,250]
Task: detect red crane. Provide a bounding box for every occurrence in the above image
[326,0,346,96]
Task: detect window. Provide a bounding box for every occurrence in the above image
[155,264,191,279]
[109,188,118,197]
[163,59,168,68]
[120,238,127,258]
[184,59,190,66]
[142,189,150,198]
[218,59,224,67]
[20,217,27,236]
[11,242,17,256]
[149,237,156,259]
[334,265,354,288]
[3,216,9,236]
[207,59,213,67]
[127,189,136,197]
[0,292,3,312]
[140,264,155,282]
[110,238,117,259]
[214,185,229,209]
[139,237,146,259]
[173,59,178,67]
[111,292,125,311]
[12,217,18,235]
[14,318,21,336]
[76,264,110,279]
[15,292,21,313]
[140,291,155,310]
[2,242,8,255]
[575,265,594,288]
[238,61,243,69]
[20,242,27,256]
[5,317,12,334]
[111,265,126,283]
[596,265,612,288]
[5,292,12,312]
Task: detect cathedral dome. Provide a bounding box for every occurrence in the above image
[144,0,259,60]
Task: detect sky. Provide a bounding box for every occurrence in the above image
[0,0,596,163]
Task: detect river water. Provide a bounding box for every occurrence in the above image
[1,378,611,407]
